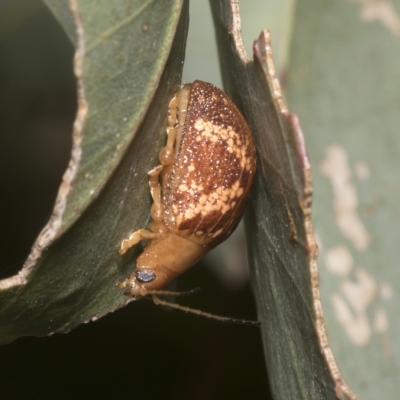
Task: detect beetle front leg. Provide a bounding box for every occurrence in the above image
[158,127,177,165]
[119,228,162,255]
[158,93,179,166]
[119,94,180,256]
[148,165,163,223]
[119,165,165,255]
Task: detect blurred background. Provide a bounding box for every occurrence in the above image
[0,1,290,399]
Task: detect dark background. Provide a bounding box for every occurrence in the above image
[0,2,270,399]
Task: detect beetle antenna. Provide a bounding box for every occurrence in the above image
[152,295,261,327]
[146,288,201,297]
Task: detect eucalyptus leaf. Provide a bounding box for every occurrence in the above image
[44,0,76,43]
[285,1,400,399]
[0,0,188,344]
[210,1,357,399]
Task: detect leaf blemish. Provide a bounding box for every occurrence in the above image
[347,0,400,37]
[324,245,393,348]
[320,143,370,251]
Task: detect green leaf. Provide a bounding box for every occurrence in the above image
[0,0,188,344]
[210,1,356,399]
[285,1,400,399]
[43,0,76,43]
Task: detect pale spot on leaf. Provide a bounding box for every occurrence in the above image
[354,160,370,180]
[325,245,354,277]
[331,293,371,346]
[373,306,389,333]
[320,144,370,250]
[379,282,393,300]
[346,0,400,37]
[341,267,377,314]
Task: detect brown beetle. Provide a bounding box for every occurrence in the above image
[119,81,257,324]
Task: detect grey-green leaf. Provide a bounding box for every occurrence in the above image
[210,1,356,399]
[285,1,400,399]
[44,0,76,43]
[0,0,188,344]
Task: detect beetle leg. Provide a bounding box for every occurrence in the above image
[119,93,181,255]
[168,93,179,127]
[159,126,177,166]
[158,92,180,166]
[148,165,163,222]
[119,228,161,255]
[119,164,166,255]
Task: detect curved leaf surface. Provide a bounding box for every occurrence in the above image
[210,1,356,399]
[0,0,188,343]
[285,1,400,398]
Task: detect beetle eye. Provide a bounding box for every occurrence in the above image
[135,270,156,283]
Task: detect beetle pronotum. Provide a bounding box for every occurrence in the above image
[119,81,258,325]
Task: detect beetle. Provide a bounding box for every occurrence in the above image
[119,80,257,324]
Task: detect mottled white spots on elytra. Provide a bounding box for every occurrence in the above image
[192,118,252,173]
[190,182,204,191]
[199,195,207,205]
[194,120,204,130]
[210,135,218,143]
[176,214,183,226]
[178,179,245,231]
